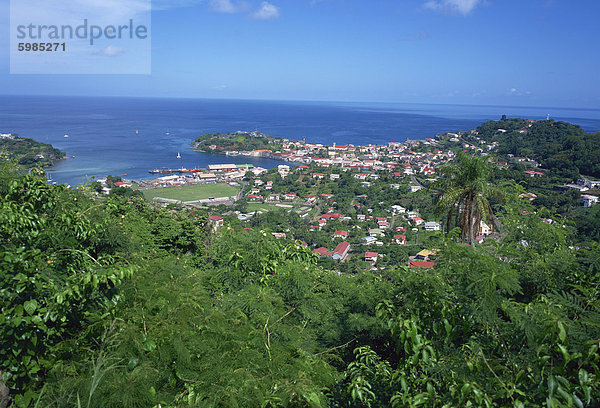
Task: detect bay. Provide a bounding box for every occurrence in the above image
[1,95,599,185]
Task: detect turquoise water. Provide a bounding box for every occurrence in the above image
[1,95,599,185]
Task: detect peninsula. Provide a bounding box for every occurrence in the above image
[191,130,284,154]
[0,133,65,168]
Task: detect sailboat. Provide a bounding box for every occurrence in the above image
[135,129,139,135]
[177,152,181,159]
[64,134,69,138]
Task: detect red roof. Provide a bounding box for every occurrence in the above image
[410,261,436,269]
[313,247,332,256]
[394,235,406,240]
[333,230,348,236]
[365,252,379,258]
[321,213,342,219]
[333,241,350,255]
[209,215,223,221]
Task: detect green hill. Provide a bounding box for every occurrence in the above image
[191,130,284,152]
[0,134,65,168]
[476,118,600,178]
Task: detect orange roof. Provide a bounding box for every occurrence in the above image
[410,261,435,269]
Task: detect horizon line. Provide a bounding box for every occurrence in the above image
[2,93,600,112]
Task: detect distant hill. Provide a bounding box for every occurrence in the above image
[191,131,284,152]
[0,134,65,168]
[476,118,600,178]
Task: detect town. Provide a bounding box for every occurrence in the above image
[96,118,599,275]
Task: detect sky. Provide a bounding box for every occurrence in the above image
[0,0,599,107]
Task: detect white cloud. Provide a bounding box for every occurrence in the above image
[423,0,481,16]
[213,84,228,90]
[508,88,532,96]
[210,0,241,13]
[252,2,280,19]
[97,45,126,57]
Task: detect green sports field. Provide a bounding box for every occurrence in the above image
[143,183,240,202]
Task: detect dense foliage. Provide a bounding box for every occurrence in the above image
[191,131,284,152]
[0,136,65,168]
[476,119,600,178]
[1,158,599,408]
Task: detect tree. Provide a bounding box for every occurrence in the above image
[434,152,503,242]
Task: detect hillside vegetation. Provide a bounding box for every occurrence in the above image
[476,118,600,178]
[0,136,65,168]
[191,131,284,152]
[0,157,599,408]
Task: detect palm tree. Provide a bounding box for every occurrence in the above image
[434,152,503,243]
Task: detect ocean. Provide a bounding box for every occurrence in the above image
[1,95,600,185]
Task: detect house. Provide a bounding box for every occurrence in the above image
[278,165,290,178]
[272,232,287,239]
[579,178,600,190]
[368,228,385,237]
[361,236,377,245]
[364,252,379,262]
[312,173,325,179]
[391,205,406,214]
[306,195,317,203]
[580,194,599,208]
[208,215,223,230]
[113,182,132,188]
[360,182,372,188]
[410,185,423,193]
[333,230,348,239]
[414,249,435,261]
[283,193,296,201]
[563,183,589,192]
[313,241,351,261]
[330,173,340,180]
[410,261,435,269]
[524,170,543,177]
[377,220,390,229]
[411,217,424,226]
[479,221,493,235]
[266,193,280,201]
[320,193,335,199]
[313,247,331,256]
[357,214,366,221]
[424,221,441,232]
[332,241,350,261]
[265,181,273,190]
[394,235,406,245]
[354,173,367,180]
[247,194,262,201]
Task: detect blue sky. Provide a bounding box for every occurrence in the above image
[1,0,599,107]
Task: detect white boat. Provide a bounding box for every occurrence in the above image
[64,134,69,138]
[177,152,181,159]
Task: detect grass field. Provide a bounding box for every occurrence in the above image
[143,183,240,202]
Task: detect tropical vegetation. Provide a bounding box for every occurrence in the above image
[1,149,599,407]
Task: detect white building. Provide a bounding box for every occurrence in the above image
[580,194,599,208]
[424,221,441,232]
[479,221,493,235]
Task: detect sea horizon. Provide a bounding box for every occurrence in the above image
[2,94,600,186]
